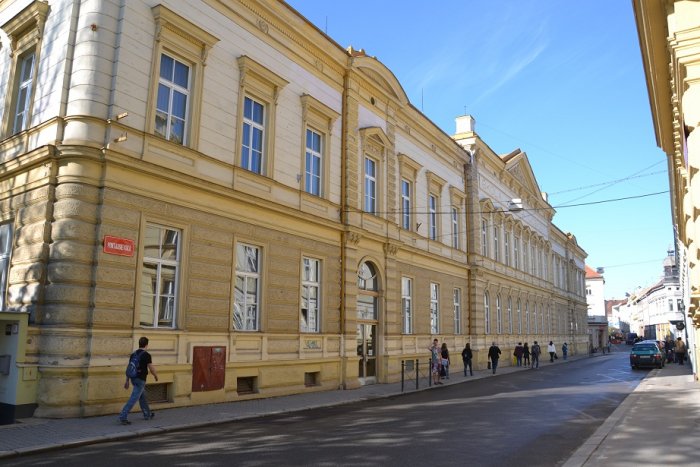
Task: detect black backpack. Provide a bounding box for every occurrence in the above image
[125,349,143,378]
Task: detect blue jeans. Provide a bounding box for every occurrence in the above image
[491,359,498,374]
[532,355,539,368]
[119,378,151,421]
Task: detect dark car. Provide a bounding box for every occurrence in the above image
[630,341,665,369]
[626,333,638,345]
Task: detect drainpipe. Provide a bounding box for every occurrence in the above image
[338,66,350,389]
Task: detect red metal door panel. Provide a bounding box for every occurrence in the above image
[192,346,210,392]
[209,346,226,390]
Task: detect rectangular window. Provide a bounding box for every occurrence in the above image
[12,52,35,134]
[668,299,674,312]
[429,194,437,240]
[301,257,320,332]
[451,207,459,249]
[514,236,520,269]
[508,298,513,334]
[481,219,489,256]
[305,128,322,196]
[496,295,502,334]
[454,288,462,334]
[140,224,180,328]
[402,277,412,334]
[155,54,190,145]
[241,96,265,174]
[493,225,500,262]
[484,293,491,334]
[430,283,439,334]
[0,223,13,310]
[401,179,411,230]
[364,157,377,214]
[234,243,261,331]
[504,231,510,266]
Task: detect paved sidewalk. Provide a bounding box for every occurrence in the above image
[1,349,697,464]
[564,359,700,466]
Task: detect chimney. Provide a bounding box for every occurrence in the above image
[456,115,475,134]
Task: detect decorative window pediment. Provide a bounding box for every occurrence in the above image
[1,0,49,57]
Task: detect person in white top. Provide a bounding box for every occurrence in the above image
[547,341,557,363]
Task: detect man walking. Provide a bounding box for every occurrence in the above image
[488,342,501,375]
[514,342,524,367]
[675,336,687,365]
[119,337,159,425]
[531,340,541,369]
[461,343,473,376]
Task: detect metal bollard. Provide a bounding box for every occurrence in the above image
[415,359,419,390]
[401,360,405,392]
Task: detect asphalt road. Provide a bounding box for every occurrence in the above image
[6,353,645,467]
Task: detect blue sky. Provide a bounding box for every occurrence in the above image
[287,0,672,299]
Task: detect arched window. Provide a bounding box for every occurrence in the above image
[507,297,513,334]
[357,262,378,320]
[533,303,538,334]
[525,302,530,334]
[484,292,491,334]
[496,294,502,334]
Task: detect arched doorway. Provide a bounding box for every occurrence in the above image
[357,261,380,384]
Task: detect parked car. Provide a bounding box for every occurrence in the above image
[630,341,665,369]
[626,333,638,345]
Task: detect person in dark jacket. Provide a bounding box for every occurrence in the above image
[440,342,451,379]
[488,342,501,374]
[461,343,473,376]
[522,342,531,367]
[514,342,524,367]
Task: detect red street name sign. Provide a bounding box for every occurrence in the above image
[103,236,135,257]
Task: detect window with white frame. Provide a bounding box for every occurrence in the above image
[1,1,49,137]
[401,179,412,230]
[140,224,181,328]
[430,282,439,334]
[148,5,218,149]
[541,304,545,332]
[525,302,530,334]
[508,297,513,334]
[0,223,13,310]
[451,207,459,249]
[514,235,520,269]
[517,299,522,334]
[504,230,510,266]
[484,291,491,334]
[481,219,489,257]
[301,94,338,198]
[533,304,538,333]
[155,53,191,145]
[531,244,536,275]
[241,96,265,174]
[428,194,438,240]
[12,52,35,134]
[523,239,529,273]
[304,128,323,196]
[364,157,377,214]
[402,277,413,334]
[301,257,320,332]
[493,224,500,262]
[234,243,261,331]
[454,288,462,334]
[496,294,502,334]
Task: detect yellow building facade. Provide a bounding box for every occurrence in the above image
[633,0,700,377]
[0,0,588,420]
